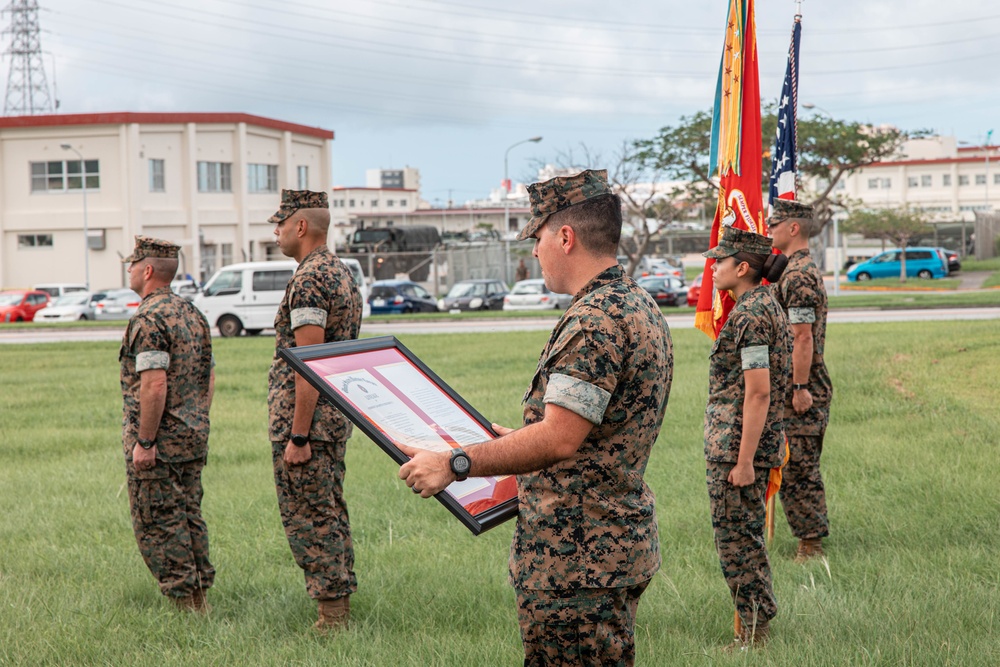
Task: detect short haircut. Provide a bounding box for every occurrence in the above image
[299,208,331,235]
[145,257,178,282]
[547,193,622,256]
[793,216,816,238]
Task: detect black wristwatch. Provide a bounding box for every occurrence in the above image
[449,447,471,481]
[137,436,156,450]
[792,383,808,391]
[290,433,309,447]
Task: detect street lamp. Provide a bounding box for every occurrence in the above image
[801,102,831,116]
[60,143,90,289]
[503,136,543,236]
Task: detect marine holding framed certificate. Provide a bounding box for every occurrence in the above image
[280,336,518,535]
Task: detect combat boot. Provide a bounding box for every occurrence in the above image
[171,588,210,614]
[314,596,350,632]
[794,538,825,563]
[191,587,211,613]
[726,620,770,652]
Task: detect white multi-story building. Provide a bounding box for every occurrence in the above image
[329,167,428,247]
[833,137,997,220]
[0,112,333,289]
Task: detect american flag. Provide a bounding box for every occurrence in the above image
[769,17,801,207]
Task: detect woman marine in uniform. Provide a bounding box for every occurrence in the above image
[701,226,790,648]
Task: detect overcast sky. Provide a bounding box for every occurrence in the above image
[20,0,1000,203]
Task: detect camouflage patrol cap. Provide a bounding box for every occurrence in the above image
[122,235,180,263]
[703,226,773,259]
[515,169,613,241]
[770,198,814,223]
[267,189,329,224]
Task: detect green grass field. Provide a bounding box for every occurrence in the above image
[1,322,998,666]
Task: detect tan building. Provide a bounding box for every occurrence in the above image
[330,186,420,248]
[0,112,333,289]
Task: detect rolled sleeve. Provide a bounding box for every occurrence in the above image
[290,307,328,329]
[740,345,770,370]
[543,373,611,424]
[788,307,816,324]
[136,350,170,372]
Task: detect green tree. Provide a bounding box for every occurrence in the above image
[841,207,932,282]
[633,107,919,237]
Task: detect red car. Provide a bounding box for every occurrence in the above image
[0,290,51,323]
[686,273,703,308]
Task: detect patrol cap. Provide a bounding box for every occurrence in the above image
[769,198,814,223]
[702,226,773,259]
[267,189,329,224]
[123,235,180,263]
[515,169,613,241]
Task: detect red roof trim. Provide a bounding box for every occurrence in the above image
[863,156,998,168]
[0,112,333,139]
[332,187,417,192]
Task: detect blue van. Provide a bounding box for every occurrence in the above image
[847,247,948,281]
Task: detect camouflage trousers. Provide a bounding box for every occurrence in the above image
[779,433,829,540]
[706,461,776,627]
[272,439,356,600]
[126,457,214,599]
[515,581,649,667]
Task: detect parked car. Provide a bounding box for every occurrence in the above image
[502,279,572,311]
[94,288,142,320]
[687,273,703,308]
[438,279,509,312]
[637,276,687,307]
[937,248,961,274]
[846,247,948,281]
[624,256,685,283]
[0,290,50,323]
[194,261,296,336]
[32,283,89,299]
[368,280,438,314]
[34,292,97,322]
[170,279,200,301]
[340,257,371,319]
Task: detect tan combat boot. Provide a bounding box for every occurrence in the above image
[171,587,210,614]
[314,596,350,632]
[794,538,825,563]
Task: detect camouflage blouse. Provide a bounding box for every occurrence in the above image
[267,246,362,443]
[773,248,833,435]
[120,287,213,462]
[704,284,791,468]
[510,265,673,591]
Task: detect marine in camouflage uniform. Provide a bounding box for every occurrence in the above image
[702,227,791,640]
[119,236,215,611]
[399,170,672,666]
[266,189,362,627]
[769,199,833,559]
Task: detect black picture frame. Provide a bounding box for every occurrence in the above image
[280,336,518,535]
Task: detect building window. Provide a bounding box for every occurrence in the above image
[943,174,952,186]
[921,175,932,187]
[908,176,918,187]
[882,178,891,189]
[834,181,846,191]
[149,159,165,192]
[18,233,54,248]
[248,164,278,193]
[30,160,100,192]
[349,199,355,207]
[959,175,970,186]
[387,199,394,207]
[297,165,309,189]
[371,199,378,207]
[994,174,1000,185]
[197,161,232,192]
[975,174,986,185]
[868,178,879,189]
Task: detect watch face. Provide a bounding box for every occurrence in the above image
[452,454,471,475]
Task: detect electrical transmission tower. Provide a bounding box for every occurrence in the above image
[2,0,54,116]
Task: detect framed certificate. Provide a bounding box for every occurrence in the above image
[280,336,518,535]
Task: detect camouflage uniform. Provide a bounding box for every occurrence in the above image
[268,243,362,601]
[703,230,791,629]
[774,247,833,541]
[512,263,673,667]
[120,273,215,600]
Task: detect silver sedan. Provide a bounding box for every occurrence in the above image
[502,279,572,311]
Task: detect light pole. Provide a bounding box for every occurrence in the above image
[60,143,90,289]
[503,136,542,236]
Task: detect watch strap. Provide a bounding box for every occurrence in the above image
[792,383,808,391]
[137,436,156,450]
[291,433,309,447]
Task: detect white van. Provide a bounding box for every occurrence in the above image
[195,258,369,337]
[33,283,89,299]
[340,257,371,319]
